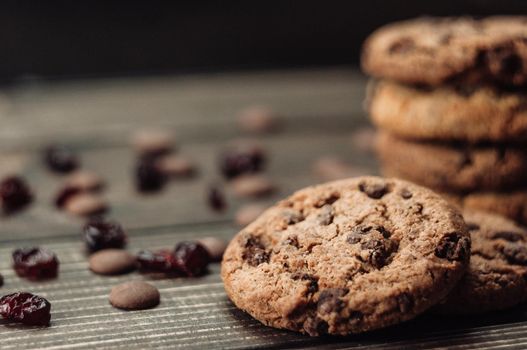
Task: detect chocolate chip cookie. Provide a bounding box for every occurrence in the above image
[221,176,470,335]
[376,132,527,192]
[362,16,527,86]
[437,210,527,314]
[442,189,527,226]
[367,80,527,143]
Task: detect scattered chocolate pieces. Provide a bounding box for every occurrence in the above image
[89,249,137,275]
[238,106,280,134]
[0,176,33,215]
[44,145,79,174]
[64,171,105,192]
[109,281,160,310]
[156,154,196,178]
[64,193,108,217]
[131,129,175,157]
[198,237,228,262]
[231,174,275,198]
[312,156,367,181]
[235,204,266,227]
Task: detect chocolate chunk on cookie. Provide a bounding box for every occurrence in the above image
[222,176,469,335]
[437,210,527,314]
[368,80,527,143]
[376,132,527,192]
[362,16,527,86]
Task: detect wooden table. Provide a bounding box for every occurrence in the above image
[0,68,525,349]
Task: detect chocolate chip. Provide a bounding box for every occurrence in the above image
[303,317,329,336]
[291,273,318,294]
[454,85,478,97]
[400,188,413,199]
[316,205,334,225]
[242,236,269,266]
[358,181,389,199]
[388,37,415,54]
[282,209,304,225]
[317,288,348,315]
[502,245,527,265]
[64,193,108,217]
[361,238,398,269]
[208,185,227,212]
[284,235,299,248]
[397,293,414,313]
[109,281,160,310]
[435,233,470,262]
[89,249,137,275]
[492,231,524,242]
[483,45,523,82]
[197,237,227,262]
[466,222,480,231]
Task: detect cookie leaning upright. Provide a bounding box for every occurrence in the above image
[437,210,527,314]
[362,16,527,87]
[221,176,470,336]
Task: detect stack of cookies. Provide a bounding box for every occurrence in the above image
[361,16,527,226]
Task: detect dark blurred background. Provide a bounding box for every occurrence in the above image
[1,1,526,83]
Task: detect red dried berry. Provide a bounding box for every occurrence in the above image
[83,219,127,253]
[44,145,79,173]
[137,249,181,274]
[0,176,33,214]
[13,248,59,280]
[220,146,265,179]
[173,241,210,277]
[208,185,226,212]
[135,159,166,192]
[0,292,51,326]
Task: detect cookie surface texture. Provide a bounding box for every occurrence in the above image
[362,16,527,86]
[221,176,470,335]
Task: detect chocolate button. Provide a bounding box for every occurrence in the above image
[64,171,105,191]
[89,249,137,275]
[197,237,227,262]
[231,175,275,198]
[109,281,160,310]
[156,155,196,177]
[235,204,266,227]
[237,106,280,134]
[64,193,108,217]
[131,129,175,156]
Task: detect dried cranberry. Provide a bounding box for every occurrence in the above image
[135,159,166,192]
[0,176,33,214]
[173,241,211,276]
[44,145,79,173]
[208,185,226,212]
[13,248,59,280]
[137,249,181,274]
[219,146,265,179]
[54,186,82,208]
[83,219,127,252]
[0,292,51,326]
